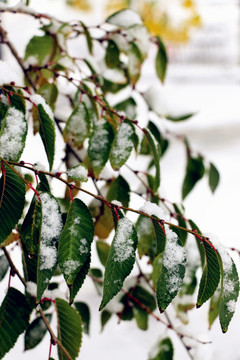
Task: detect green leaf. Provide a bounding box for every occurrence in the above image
[21,195,42,256]
[148,121,169,157]
[66,164,88,182]
[35,102,55,170]
[37,173,50,193]
[0,164,25,244]
[155,36,168,83]
[63,102,90,148]
[70,254,91,304]
[37,193,62,302]
[105,40,120,68]
[106,175,130,208]
[132,285,156,312]
[166,113,195,122]
[80,21,93,54]
[149,337,174,360]
[219,251,239,333]
[88,119,114,176]
[74,302,90,334]
[24,314,52,350]
[170,204,188,246]
[106,9,142,28]
[208,286,221,329]
[25,35,55,65]
[209,162,220,193]
[38,83,58,110]
[197,240,220,307]
[56,298,83,360]
[96,241,110,266]
[0,288,31,359]
[0,106,27,161]
[156,230,186,312]
[188,219,205,267]
[110,122,135,170]
[99,217,138,310]
[0,253,9,280]
[114,97,137,120]
[128,42,142,86]
[136,215,155,260]
[151,217,166,255]
[143,128,160,192]
[133,307,148,330]
[58,198,94,285]
[182,156,205,200]
[101,310,112,331]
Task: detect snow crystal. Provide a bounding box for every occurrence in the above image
[39,193,62,270]
[226,299,236,313]
[66,164,88,181]
[30,94,54,120]
[103,68,127,84]
[110,122,134,163]
[79,238,88,254]
[26,281,37,297]
[223,278,235,294]
[139,201,167,221]
[0,60,21,85]
[113,218,135,262]
[163,228,186,294]
[0,107,27,160]
[63,259,80,276]
[74,217,81,225]
[107,9,142,28]
[69,225,78,237]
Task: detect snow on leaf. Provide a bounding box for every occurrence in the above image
[36,193,62,302]
[106,9,142,28]
[0,61,21,86]
[0,107,27,161]
[156,228,186,312]
[66,164,88,182]
[58,198,94,286]
[127,25,150,59]
[110,122,135,170]
[99,217,138,310]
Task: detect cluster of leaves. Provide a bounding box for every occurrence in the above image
[0,4,238,360]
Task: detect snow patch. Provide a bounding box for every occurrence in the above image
[66,164,88,181]
[139,201,167,221]
[63,259,80,276]
[107,9,142,28]
[30,94,54,120]
[113,218,135,263]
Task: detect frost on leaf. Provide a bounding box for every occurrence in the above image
[0,107,27,161]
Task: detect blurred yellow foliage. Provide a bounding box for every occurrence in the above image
[66,0,202,43]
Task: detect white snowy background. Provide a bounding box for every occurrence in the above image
[1,0,240,359]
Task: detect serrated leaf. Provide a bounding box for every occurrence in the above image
[37,193,62,302]
[0,106,27,161]
[96,241,110,266]
[155,36,168,83]
[0,253,9,280]
[0,164,25,243]
[74,302,90,334]
[38,83,58,110]
[70,254,91,304]
[136,215,155,260]
[21,195,42,256]
[25,35,55,65]
[58,198,94,285]
[88,119,114,175]
[182,156,205,200]
[80,21,93,54]
[99,217,138,310]
[101,310,112,331]
[35,102,55,170]
[114,97,137,120]
[66,164,88,182]
[143,128,160,192]
[106,175,130,208]
[219,251,239,333]
[63,102,90,148]
[105,40,120,68]
[209,162,220,193]
[197,240,220,307]
[25,314,52,350]
[106,9,142,28]
[128,42,142,86]
[156,230,186,312]
[56,298,82,360]
[151,216,166,255]
[110,122,135,170]
[149,337,174,360]
[0,288,31,358]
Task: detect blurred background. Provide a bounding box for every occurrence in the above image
[1,0,240,359]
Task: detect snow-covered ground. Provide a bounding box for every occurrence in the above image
[1,1,240,359]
